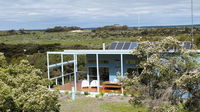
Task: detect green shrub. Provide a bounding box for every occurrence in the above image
[54,85,60,92]
[100,92,104,97]
[151,104,184,112]
[84,91,90,95]
[65,90,69,95]
[95,94,100,98]
[129,96,144,107]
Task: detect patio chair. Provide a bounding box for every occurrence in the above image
[90,80,98,88]
[81,80,89,89]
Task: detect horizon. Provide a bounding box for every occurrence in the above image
[1,24,200,31]
[0,0,200,30]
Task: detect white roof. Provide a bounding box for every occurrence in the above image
[47,49,200,55]
[47,50,133,55]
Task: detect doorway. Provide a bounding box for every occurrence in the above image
[89,67,109,82]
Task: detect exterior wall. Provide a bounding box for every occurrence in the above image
[86,54,138,81]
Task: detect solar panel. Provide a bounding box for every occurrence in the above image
[116,42,124,49]
[122,42,131,49]
[108,42,138,50]
[129,42,138,49]
[183,42,191,49]
[108,42,118,49]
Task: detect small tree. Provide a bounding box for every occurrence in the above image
[120,37,200,111]
[0,53,60,112]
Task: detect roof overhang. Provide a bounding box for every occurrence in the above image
[47,50,133,55]
[47,49,200,55]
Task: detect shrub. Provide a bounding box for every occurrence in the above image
[100,92,104,97]
[54,85,60,92]
[151,104,184,112]
[129,96,144,107]
[95,94,100,98]
[0,53,60,112]
[84,91,90,95]
[65,90,69,95]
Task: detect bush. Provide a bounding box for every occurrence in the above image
[95,94,100,98]
[151,104,184,112]
[65,90,69,95]
[84,91,90,95]
[100,92,104,97]
[54,85,60,92]
[184,98,200,112]
[0,53,60,112]
[129,96,144,107]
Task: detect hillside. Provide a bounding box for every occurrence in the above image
[0,25,200,78]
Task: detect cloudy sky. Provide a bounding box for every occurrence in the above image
[0,0,200,30]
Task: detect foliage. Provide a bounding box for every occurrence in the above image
[120,37,200,111]
[93,24,128,31]
[95,94,100,98]
[84,91,90,95]
[99,91,104,97]
[151,104,185,112]
[45,26,81,32]
[129,95,144,107]
[0,53,60,112]
[65,90,69,95]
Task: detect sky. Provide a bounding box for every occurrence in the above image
[0,0,200,30]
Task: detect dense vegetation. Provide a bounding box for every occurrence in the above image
[0,25,200,79]
[0,53,60,112]
[120,37,200,112]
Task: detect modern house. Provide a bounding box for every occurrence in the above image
[47,41,194,93]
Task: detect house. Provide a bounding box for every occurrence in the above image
[47,41,195,93]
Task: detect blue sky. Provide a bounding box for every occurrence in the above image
[0,0,200,30]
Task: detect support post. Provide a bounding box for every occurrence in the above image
[47,53,50,89]
[73,54,77,92]
[61,54,64,85]
[120,54,124,95]
[87,67,90,82]
[55,78,58,85]
[96,54,100,93]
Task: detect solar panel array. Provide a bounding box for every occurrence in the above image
[108,42,138,50]
[108,41,192,50]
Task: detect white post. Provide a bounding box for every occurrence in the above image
[74,54,77,92]
[120,54,124,95]
[96,54,100,93]
[47,53,50,89]
[61,54,64,85]
[87,67,90,82]
[103,43,106,50]
[55,78,58,85]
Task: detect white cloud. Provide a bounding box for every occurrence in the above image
[0,0,199,29]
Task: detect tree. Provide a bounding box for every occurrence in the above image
[120,37,200,111]
[0,53,60,112]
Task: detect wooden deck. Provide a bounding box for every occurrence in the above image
[59,80,98,92]
[58,80,122,93]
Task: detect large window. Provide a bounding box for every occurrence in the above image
[87,60,109,64]
[89,67,109,82]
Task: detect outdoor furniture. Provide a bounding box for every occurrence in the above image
[101,81,122,93]
[81,80,89,88]
[90,80,98,88]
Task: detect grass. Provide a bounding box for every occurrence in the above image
[0,31,130,48]
[100,102,148,112]
[60,97,148,112]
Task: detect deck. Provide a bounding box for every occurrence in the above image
[58,80,122,93]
